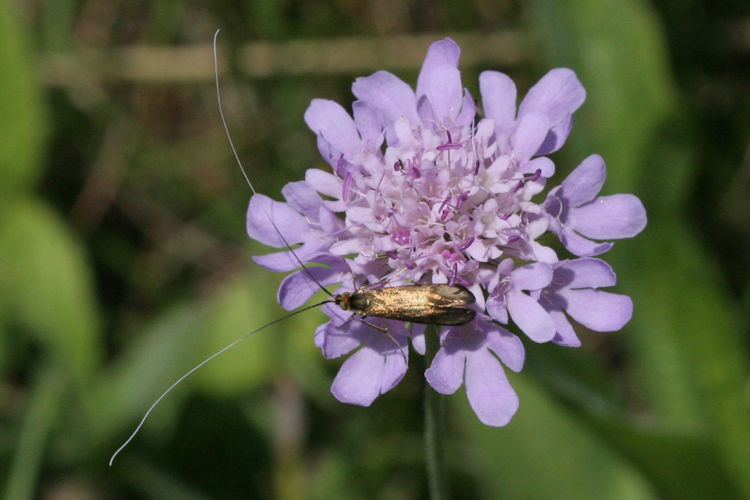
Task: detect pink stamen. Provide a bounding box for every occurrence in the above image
[457,237,474,251]
[342,173,353,203]
[336,154,346,177]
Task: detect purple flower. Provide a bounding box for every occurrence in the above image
[246,38,646,426]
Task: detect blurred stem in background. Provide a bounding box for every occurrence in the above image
[424,325,448,500]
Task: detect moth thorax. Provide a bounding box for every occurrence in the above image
[348,292,370,313]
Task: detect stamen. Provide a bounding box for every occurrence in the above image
[336,154,346,177]
[342,172,353,203]
[457,237,474,252]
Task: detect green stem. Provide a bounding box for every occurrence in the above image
[424,325,448,500]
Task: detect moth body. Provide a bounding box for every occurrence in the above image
[334,284,476,326]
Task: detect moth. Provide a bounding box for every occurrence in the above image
[109,30,476,466]
[335,283,475,326]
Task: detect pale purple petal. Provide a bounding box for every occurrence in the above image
[304,99,362,157]
[380,349,408,393]
[331,346,385,406]
[560,258,616,289]
[277,265,342,310]
[521,156,555,177]
[252,242,327,272]
[486,326,525,372]
[456,89,477,126]
[352,71,419,124]
[511,112,551,162]
[465,349,518,426]
[518,68,586,125]
[416,38,461,98]
[507,289,557,342]
[486,296,508,323]
[281,181,323,218]
[425,347,465,394]
[479,71,517,131]
[246,194,309,247]
[411,324,426,355]
[511,262,553,290]
[537,115,573,155]
[562,289,633,331]
[559,154,606,206]
[419,65,463,121]
[316,322,360,359]
[546,307,581,347]
[352,101,383,149]
[305,169,342,199]
[557,227,614,257]
[570,194,648,239]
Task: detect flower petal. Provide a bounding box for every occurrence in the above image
[559,154,606,207]
[411,324,427,355]
[518,68,586,126]
[331,346,385,406]
[277,265,341,310]
[479,71,517,132]
[304,99,362,157]
[305,169,342,199]
[352,101,383,149]
[536,115,573,155]
[465,349,518,426]
[417,38,461,98]
[560,258,617,289]
[380,349,408,393]
[419,64,463,122]
[521,156,555,177]
[511,112,550,162]
[352,71,419,125]
[511,262,553,290]
[556,227,614,257]
[246,194,308,247]
[570,194,647,239]
[425,346,465,394]
[507,289,556,342]
[316,321,360,359]
[546,307,581,347]
[486,325,525,372]
[281,181,323,218]
[562,289,633,331]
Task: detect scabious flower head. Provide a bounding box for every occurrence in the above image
[246,38,646,425]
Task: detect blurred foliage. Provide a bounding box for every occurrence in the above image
[1,0,748,499]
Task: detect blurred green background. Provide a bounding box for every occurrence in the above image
[1,0,748,498]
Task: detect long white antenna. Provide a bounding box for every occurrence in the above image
[214,29,255,194]
[109,31,343,466]
[108,300,327,465]
[212,29,334,297]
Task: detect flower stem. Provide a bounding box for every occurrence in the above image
[424,325,448,500]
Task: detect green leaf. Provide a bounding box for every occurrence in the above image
[191,271,278,394]
[0,199,101,386]
[456,375,657,500]
[3,367,64,500]
[0,2,47,195]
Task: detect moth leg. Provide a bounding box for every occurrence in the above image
[360,266,410,291]
[359,317,407,364]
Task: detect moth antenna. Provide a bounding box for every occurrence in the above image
[212,29,334,297]
[109,299,329,466]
